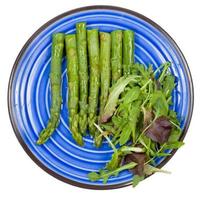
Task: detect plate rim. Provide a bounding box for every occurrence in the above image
[7,5,194,190]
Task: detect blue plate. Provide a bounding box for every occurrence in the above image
[8,6,193,189]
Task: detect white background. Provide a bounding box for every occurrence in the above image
[0,0,204,199]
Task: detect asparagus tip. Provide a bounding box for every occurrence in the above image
[36,138,43,145]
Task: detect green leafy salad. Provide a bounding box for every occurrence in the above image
[36,22,184,187]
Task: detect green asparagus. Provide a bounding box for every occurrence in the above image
[95,32,111,147]
[111,30,122,84]
[37,33,64,144]
[65,34,83,146]
[87,29,100,135]
[99,32,111,116]
[123,30,135,76]
[76,22,88,135]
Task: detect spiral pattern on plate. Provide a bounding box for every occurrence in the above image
[8,6,193,189]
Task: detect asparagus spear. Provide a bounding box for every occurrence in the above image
[99,32,111,116]
[65,34,83,146]
[87,29,100,136]
[111,30,122,85]
[76,22,88,135]
[37,33,64,144]
[123,30,135,76]
[95,32,111,147]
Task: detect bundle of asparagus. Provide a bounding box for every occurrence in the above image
[37,22,135,146]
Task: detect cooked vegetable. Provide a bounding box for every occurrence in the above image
[65,34,83,146]
[76,22,88,134]
[99,32,111,116]
[37,33,64,145]
[111,30,122,84]
[123,30,135,75]
[94,32,111,147]
[87,29,100,135]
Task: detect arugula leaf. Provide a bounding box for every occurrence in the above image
[101,75,138,123]
[131,63,155,88]
[129,100,142,142]
[148,64,154,75]
[135,63,150,79]
[132,175,144,187]
[119,146,145,154]
[164,141,184,150]
[100,122,116,133]
[122,87,141,104]
[112,116,127,128]
[169,110,178,120]
[158,62,171,82]
[106,146,145,171]
[150,91,169,116]
[111,117,128,142]
[168,129,182,143]
[119,123,132,146]
[88,162,137,183]
[144,164,171,176]
[117,101,131,118]
[162,74,175,98]
[106,151,121,171]
[155,152,171,157]
[169,110,181,127]
[138,134,153,152]
[115,99,142,146]
[88,172,101,182]
[131,63,140,75]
